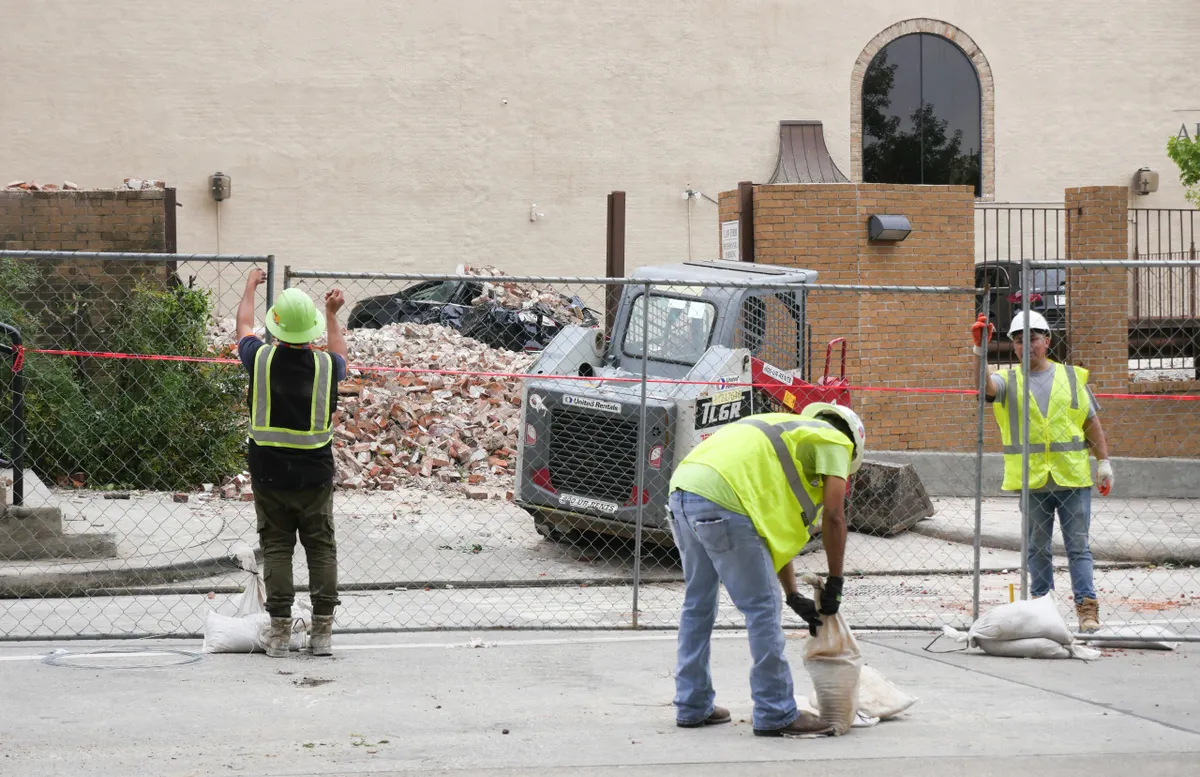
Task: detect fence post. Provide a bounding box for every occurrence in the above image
[972,292,991,620]
[1019,257,1032,600]
[0,323,24,507]
[265,255,276,344]
[631,282,651,629]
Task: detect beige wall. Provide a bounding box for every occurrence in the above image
[2,1,1197,277]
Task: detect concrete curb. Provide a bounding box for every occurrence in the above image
[910,521,1200,565]
[0,546,260,599]
[870,452,1200,499]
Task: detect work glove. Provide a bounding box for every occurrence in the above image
[786,592,822,637]
[970,314,996,356]
[819,575,844,616]
[1097,460,1114,497]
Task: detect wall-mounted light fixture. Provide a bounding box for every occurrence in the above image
[530,203,545,222]
[1133,167,1159,196]
[867,214,912,242]
[209,172,232,202]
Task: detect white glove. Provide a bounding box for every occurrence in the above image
[1097,460,1114,495]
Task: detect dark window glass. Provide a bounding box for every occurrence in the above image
[862,33,982,195]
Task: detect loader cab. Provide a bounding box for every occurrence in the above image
[607,260,817,379]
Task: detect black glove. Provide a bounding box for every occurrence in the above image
[820,576,844,616]
[786,592,822,637]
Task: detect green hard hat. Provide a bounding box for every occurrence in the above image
[265,288,326,344]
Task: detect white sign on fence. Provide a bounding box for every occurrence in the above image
[721,220,739,261]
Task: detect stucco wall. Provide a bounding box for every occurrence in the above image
[2,1,1196,275]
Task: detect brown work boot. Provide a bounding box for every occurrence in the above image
[677,705,731,728]
[310,615,334,656]
[1076,598,1101,633]
[754,710,835,738]
[266,617,292,658]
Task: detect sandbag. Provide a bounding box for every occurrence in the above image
[940,625,1101,661]
[967,594,1072,645]
[202,546,312,654]
[809,664,918,720]
[1082,625,1181,651]
[800,573,863,736]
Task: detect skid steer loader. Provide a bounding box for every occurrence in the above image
[513,260,929,549]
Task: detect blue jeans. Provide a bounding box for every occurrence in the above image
[668,490,798,731]
[1026,488,1096,604]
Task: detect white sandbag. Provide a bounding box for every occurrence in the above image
[809,664,918,720]
[974,636,1072,659]
[1082,625,1181,651]
[968,594,1072,645]
[203,611,269,653]
[800,573,863,736]
[940,625,1101,661]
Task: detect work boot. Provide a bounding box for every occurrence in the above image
[310,615,334,657]
[754,711,835,738]
[266,617,292,658]
[677,705,731,728]
[1076,598,1101,633]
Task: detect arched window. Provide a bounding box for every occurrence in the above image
[862,33,982,195]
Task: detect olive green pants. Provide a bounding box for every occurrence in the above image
[254,483,340,617]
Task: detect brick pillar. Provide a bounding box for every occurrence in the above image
[1064,186,1129,393]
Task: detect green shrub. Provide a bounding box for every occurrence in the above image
[1,263,246,491]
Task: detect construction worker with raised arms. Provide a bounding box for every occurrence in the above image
[971,310,1113,632]
[667,402,864,738]
[236,269,348,657]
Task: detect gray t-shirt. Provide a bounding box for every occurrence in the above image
[988,363,1099,491]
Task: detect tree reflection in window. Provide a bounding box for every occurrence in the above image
[863,34,982,195]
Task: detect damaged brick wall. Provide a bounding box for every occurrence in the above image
[0,188,172,349]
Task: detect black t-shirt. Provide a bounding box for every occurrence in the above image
[239,336,346,489]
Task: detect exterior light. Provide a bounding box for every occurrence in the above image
[867,214,912,242]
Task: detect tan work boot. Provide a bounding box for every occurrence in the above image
[1076,597,1101,633]
[310,615,334,656]
[266,617,292,658]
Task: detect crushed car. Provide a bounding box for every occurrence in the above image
[346,265,600,352]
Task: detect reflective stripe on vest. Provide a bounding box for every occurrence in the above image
[741,418,825,528]
[250,346,334,448]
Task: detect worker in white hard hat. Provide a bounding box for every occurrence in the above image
[970,309,1112,632]
[666,403,865,738]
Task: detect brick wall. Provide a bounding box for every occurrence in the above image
[0,189,172,349]
[718,182,978,452]
[1063,185,1200,458]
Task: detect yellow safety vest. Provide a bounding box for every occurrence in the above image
[249,345,335,449]
[992,362,1092,491]
[680,413,853,571]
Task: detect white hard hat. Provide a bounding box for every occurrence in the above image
[800,402,866,475]
[1008,310,1051,337]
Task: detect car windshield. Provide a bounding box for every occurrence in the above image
[1023,269,1065,293]
[622,294,716,365]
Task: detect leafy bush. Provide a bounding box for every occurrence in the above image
[1,261,246,491]
[1166,133,1200,207]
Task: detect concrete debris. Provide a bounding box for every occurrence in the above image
[330,322,535,499]
[121,177,167,190]
[456,263,598,328]
[209,322,535,501]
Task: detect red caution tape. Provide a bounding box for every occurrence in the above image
[16,347,1200,401]
[11,345,23,373]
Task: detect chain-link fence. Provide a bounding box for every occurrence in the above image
[3,252,1199,643]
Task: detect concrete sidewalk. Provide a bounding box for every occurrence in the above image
[1,630,1197,776]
